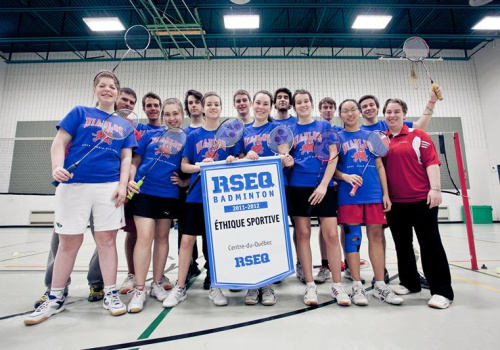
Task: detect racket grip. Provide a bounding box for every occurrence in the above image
[349,184,360,197]
[126,179,143,200]
[432,83,444,101]
[51,164,77,187]
[186,174,201,195]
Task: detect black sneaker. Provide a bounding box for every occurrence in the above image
[88,285,104,302]
[203,274,211,290]
[419,272,430,289]
[185,265,201,284]
[371,268,391,288]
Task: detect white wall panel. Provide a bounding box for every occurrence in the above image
[0,51,495,223]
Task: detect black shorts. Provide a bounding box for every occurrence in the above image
[288,186,337,217]
[177,187,188,234]
[183,202,207,236]
[132,193,178,219]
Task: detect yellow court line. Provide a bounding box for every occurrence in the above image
[452,275,500,294]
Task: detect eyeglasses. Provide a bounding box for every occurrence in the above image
[340,107,359,114]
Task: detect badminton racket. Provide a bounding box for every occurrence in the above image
[403,36,444,100]
[306,129,341,215]
[52,109,137,187]
[349,130,390,196]
[268,125,294,155]
[111,25,151,73]
[186,118,245,194]
[127,127,187,199]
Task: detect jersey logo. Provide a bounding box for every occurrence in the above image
[155,143,172,158]
[300,139,314,155]
[92,130,112,145]
[352,149,368,163]
[251,140,264,155]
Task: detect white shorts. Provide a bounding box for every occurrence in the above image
[54,182,125,234]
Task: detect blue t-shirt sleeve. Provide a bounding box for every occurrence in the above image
[404,121,414,127]
[183,132,195,163]
[57,106,83,137]
[135,133,152,157]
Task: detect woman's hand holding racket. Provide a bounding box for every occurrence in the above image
[127,180,140,197]
[344,173,363,188]
[52,166,74,183]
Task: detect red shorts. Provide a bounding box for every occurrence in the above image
[337,203,387,225]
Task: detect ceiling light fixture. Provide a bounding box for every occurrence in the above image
[83,17,125,32]
[352,15,392,29]
[472,16,500,30]
[224,15,259,29]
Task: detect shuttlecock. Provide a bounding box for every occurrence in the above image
[12,252,20,258]
[495,267,500,274]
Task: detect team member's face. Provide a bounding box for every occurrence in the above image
[203,96,222,120]
[293,93,313,119]
[116,92,136,111]
[339,101,360,128]
[360,98,379,121]
[320,103,335,122]
[163,105,183,128]
[187,95,202,118]
[384,102,406,130]
[253,93,272,122]
[275,92,291,112]
[144,98,161,122]
[234,94,251,116]
[94,77,118,106]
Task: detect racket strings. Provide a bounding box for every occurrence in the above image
[158,128,187,156]
[366,133,390,157]
[102,111,137,140]
[215,120,244,148]
[403,37,429,61]
[269,125,293,155]
[125,25,151,53]
[313,129,341,162]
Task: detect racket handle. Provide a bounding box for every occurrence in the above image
[432,83,444,101]
[51,164,77,187]
[186,174,201,195]
[126,179,144,200]
[349,184,360,197]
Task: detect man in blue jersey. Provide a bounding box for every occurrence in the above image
[273,88,297,126]
[233,89,254,126]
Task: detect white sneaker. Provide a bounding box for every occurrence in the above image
[344,268,366,284]
[314,267,331,284]
[393,285,411,295]
[303,283,318,306]
[373,283,404,305]
[163,284,187,308]
[103,290,126,316]
[245,289,260,305]
[150,282,169,302]
[331,283,351,306]
[119,274,136,294]
[209,287,228,306]
[127,289,147,313]
[260,286,276,306]
[296,261,306,284]
[428,294,452,309]
[161,275,173,291]
[351,283,368,306]
[24,295,65,325]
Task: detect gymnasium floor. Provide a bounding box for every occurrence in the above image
[1,223,499,350]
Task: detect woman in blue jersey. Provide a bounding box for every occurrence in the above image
[25,71,137,325]
[288,89,350,306]
[163,92,237,308]
[334,99,403,306]
[237,90,294,306]
[125,98,186,313]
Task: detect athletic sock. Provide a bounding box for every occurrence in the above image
[374,281,386,288]
[321,259,329,267]
[104,285,117,294]
[49,287,65,299]
[306,281,315,287]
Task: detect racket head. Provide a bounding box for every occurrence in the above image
[214,118,245,148]
[124,25,151,53]
[366,130,391,157]
[101,109,138,140]
[158,127,187,156]
[313,129,341,162]
[269,125,294,155]
[403,36,429,62]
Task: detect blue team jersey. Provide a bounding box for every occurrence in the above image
[332,125,343,132]
[57,106,137,184]
[136,123,163,138]
[182,127,239,203]
[289,120,333,187]
[244,121,254,128]
[361,120,413,132]
[337,129,383,205]
[272,115,297,127]
[184,125,201,135]
[134,129,183,199]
